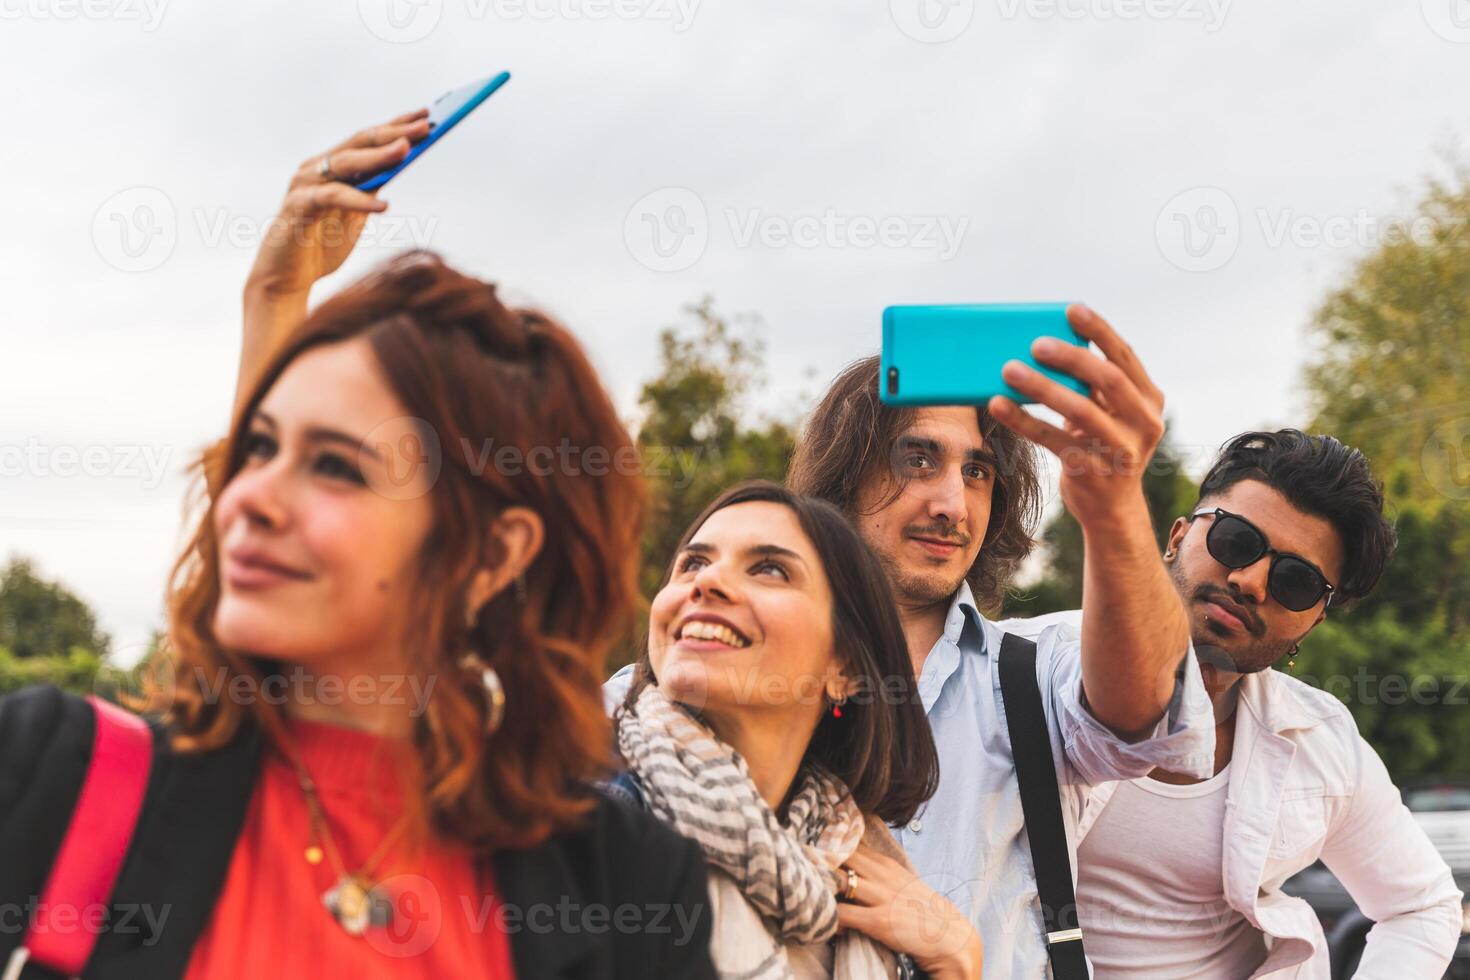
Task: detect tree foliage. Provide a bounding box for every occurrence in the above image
[0,557,110,660]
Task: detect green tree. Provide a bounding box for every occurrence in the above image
[614,299,798,667]
[1305,163,1470,510]
[0,556,111,659]
[1294,166,1470,778]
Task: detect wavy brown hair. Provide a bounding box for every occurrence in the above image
[787,355,1042,613]
[159,251,645,852]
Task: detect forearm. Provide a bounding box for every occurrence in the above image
[1078,489,1189,736]
[236,282,309,419]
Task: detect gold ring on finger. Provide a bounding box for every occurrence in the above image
[842,867,858,902]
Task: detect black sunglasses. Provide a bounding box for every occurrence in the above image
[1187,508,1335,612]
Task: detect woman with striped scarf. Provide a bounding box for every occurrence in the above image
[614,481,983,980]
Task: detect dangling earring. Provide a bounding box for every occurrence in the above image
[1286,644,1299,670]
[463,603,506,735]
[513,573,528,604]
[830,694,848,719]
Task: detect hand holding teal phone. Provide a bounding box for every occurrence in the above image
[879,303,1091,406]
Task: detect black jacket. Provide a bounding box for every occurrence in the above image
[0,685,715,980]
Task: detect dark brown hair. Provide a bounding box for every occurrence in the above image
[626,481,939,826]
[787,355,1042,613]
[162,251,645,852]
[1197,429,1396,607]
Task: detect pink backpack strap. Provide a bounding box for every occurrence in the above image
[3,696,154,980]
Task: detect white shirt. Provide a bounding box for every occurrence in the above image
[1077,764,1269,979]
[1077,656,1465,977]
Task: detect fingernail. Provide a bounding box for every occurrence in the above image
[1033,337,1059,355]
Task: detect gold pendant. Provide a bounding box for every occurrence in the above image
[322,875,391,936]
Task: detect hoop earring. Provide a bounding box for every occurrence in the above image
[463,601,505,734]
[1286,644,1299,670]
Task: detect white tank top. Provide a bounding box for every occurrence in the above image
[1075,764,1269,979]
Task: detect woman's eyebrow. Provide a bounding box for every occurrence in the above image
[251,412,383,463]
[745,544,806,566]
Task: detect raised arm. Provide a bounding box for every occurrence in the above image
[235,108,431,417]
[988,305,1187,737]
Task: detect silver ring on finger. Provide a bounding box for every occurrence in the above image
[318,154,336,182]
[841,867,859,902]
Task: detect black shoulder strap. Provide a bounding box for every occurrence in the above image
[997,632,1088,980]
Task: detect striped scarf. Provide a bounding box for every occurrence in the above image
[616,684,893,980]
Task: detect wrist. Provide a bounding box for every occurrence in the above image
[1073,485,1152,537]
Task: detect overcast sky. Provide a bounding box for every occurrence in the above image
[4,0,1469,662]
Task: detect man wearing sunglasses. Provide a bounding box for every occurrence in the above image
[1069,429,1463,978]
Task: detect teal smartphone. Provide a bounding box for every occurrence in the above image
[879,303,1091,406]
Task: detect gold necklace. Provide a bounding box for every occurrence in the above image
[290,755,411,936]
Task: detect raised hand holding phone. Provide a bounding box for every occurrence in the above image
[988,305,1186,736]
[986,304,1165,526]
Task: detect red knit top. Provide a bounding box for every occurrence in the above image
[184,717,516,979]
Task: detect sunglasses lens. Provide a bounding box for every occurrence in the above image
[1208,515,1265,568]
[1271,557,1327,611]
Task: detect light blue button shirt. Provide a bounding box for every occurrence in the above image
[604,584,1215,978]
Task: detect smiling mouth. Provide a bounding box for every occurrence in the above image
[675,620,751,648]
[911,536,963,555]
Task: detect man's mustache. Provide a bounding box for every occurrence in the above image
[905,524,971,546]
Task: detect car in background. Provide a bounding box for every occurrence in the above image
[1283,777,1470,978]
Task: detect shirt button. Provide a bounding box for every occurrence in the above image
[908,819,923,833]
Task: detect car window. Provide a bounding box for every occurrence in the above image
[1404,786,1470,812]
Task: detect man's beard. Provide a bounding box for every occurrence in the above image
[1167,561,1297,674]
[875,544,965,608]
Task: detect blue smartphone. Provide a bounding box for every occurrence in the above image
[880,303,1091,406]
[355,71,511,191]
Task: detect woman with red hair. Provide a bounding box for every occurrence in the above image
[0,114,713,980]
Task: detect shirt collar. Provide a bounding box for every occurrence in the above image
[945,580,987,651]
